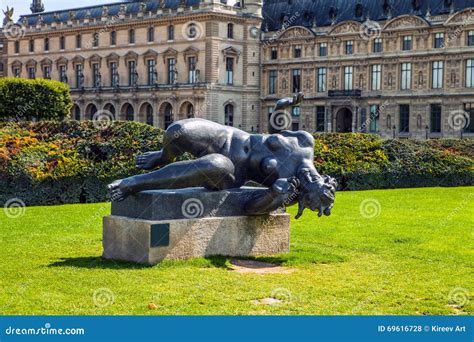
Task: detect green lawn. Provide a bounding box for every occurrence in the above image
[0,187,472,315]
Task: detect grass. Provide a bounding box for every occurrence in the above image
[0,187,472,315]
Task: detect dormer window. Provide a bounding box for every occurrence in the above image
[355,3,363,18]
[345,41,353,55]
[293,45,302,58]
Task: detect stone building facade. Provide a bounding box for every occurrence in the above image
[3,0,474,138]
[6,0,263,131]
[0,32,6,77]
[261,1,474,138]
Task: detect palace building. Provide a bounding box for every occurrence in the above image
[6,0,263,131]
[3,0,474,138]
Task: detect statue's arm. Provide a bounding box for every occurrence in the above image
[244,178,299,216]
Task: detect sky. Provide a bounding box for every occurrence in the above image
[1,0,110,20]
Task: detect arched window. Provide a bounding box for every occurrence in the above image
[86,104,97,120]
[146,105,154,126]
[168,25,174,41]
[164,103,173,129]
[186,103,194,118]
[224,104,234,126]
[73,105,81,120]
[227,23,234,39]
[125,104,134,121]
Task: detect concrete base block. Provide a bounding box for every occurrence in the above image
[103,214,290,265]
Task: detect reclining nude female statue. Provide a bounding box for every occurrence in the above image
[108,118,336,219]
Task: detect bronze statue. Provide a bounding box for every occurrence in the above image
[108,118,336,219]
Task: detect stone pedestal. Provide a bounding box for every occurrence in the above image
[103,188,290,265]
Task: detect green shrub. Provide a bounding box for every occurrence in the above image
[0,78,72,121]
[0,121,472,206]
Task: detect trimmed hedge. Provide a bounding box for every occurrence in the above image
[0,78,72,121]
[0,121,473,206]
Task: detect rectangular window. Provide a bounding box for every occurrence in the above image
[14,41,20,54]
[28,67,35,79]
[75,64,83,88]
[316,106,325,132]
[168,25,174,41]
[401,63,412,90]
[319,43,327,56]
[268,70,277,94]
[110,62,118,87]
[369,105,380,132]
[147,59,157,85]
[226,57,234,85]
[434,32,444,48]
[402,36,412,51]
[399,105,410,133]
[167,58,176,84]
[129,30,135,44]
[271,47,278,60]
[292,69,301,93]
[468,31,474,46]
[148,27,155,42]
[110,31,116,46]
[317,67,326,92]
[344,66,353,90]
[293,45,302,58]
[59,65,67,83]
[188,57,196,84]
[43,66,51,79]
[44,38,49,51]
[60,36,65,50]
[464,103,474,133]
[430,104,442,133]
[466,59,474,88]
[371,64,381,90]
[92,63,100,87]
[345,41,353,55]
[373,38,382,53]
[29,39,34,53]
[92,33,99,47]
[76,35,81,49]
[432,61,444,89]
[128,60,136,86]
[13,67,21,77]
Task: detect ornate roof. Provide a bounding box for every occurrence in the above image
[262,0,474,31]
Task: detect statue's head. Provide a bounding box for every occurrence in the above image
[296,173,337,219]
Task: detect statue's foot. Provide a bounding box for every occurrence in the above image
[108,179,134,202]
[136,151,163,170]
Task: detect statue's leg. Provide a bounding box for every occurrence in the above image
[109,154,236,201]
[135,132,183,170]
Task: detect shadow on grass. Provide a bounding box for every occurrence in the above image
[48,250,346,270]
[48,255,231,270]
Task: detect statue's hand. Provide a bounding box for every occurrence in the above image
[271,177,300,196]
